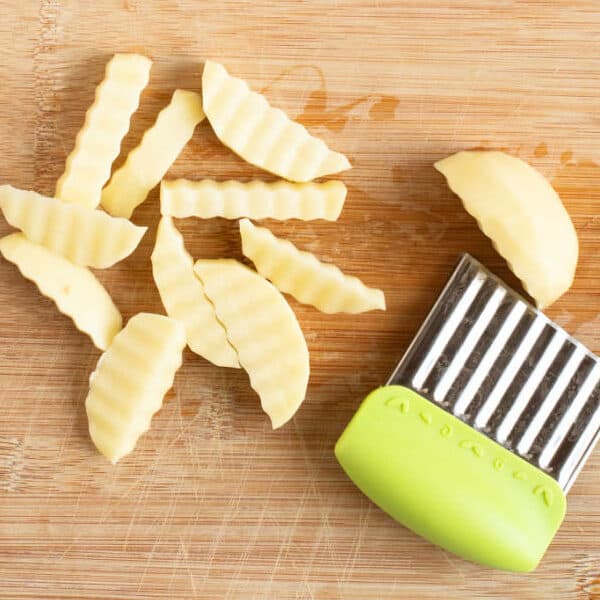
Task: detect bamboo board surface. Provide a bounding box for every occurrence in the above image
[0,1,599,598]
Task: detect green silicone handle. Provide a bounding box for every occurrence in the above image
[335,386,566,572]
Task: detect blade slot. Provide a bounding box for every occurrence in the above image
[544,364,600,477]
[502,340,573,448]
[514,344,585,456]
[474,313,548,430]
[433,283,506,406]
[495,329,566,444]
[556,384,600,491]
[410,265,485,391]
[423,278,496,403]
[388,257,481,386]
[451,297,527,418]
[536,358,599,469]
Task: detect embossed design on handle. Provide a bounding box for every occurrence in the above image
[440,424,453,438]
[385,396,410,413]
[493,458,505,471]
[381,388,557,511]
[459,439,484,458]
[533,485,554,507]
[420,411,432,425]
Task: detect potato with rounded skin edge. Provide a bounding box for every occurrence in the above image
[434,151,578,309]
[194,259,309,429]
[0,233,122,350]
[85,313,186,463]
[151,216,239,368]
[0,185,147,269]
[202,60,351,182]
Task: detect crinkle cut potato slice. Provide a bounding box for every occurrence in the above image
[239,219,385,314]
[151,216,239,368]
[0,185,146,269]
[194,259,309,429]
[160,178,346,221]
[202,60,351,182]
[434,150,578,309]
[101,90,205,219]
[85,313,186,463]
[0,233,122,350]
[55,53,152,209]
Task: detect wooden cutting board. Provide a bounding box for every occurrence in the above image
[0,1,598,598]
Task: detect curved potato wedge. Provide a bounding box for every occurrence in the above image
[56,53,152,208]
[102,90,205,219]
[0,185,146,269]
[434,151,578,309]
[151,217,239,368]
[194,259,309,429]
[85,313,186,463]
[202,60,350,182]
[240,219,385,314]
[160,178,346,221]
[0,233,122,350]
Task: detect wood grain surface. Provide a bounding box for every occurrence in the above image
[0,1,599,598]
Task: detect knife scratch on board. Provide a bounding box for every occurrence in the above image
[0,436,24,492]
[34,0,61,193]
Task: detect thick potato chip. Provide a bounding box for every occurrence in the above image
[85,313,186,463]
[240,219,385,314]
[434,151,579,309]
[0,185,146,269]
[194,259,309,429]
[56,54,152,208]
[101,90,205,219]
[202,60,351,182]
[151,217,239,368]
[160,178,346,221]
[0,233,122,350]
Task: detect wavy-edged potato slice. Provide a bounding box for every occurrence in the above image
[0,233,122,350]
[101,90,205,219]
[202,60,351,182]
[434,151,578,309]
[194,259,309,429]
[85,313,186,463]
[240,219,385,314]
[151,217,239,368]
[56,53,152,208]
[160,178,346,221]
[0,185,146,269]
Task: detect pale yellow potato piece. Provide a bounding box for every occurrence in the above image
[151,217,239,368]
[160,178,346,221]
[0,233,121,350]
[202,60,351,182]
[0,185,146,269]
[85,313,186,463]
[56,53,152,208]
[194,259,309,429]
[101,90,205,219]
[240,219,385,314]
[434,151,578,309]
